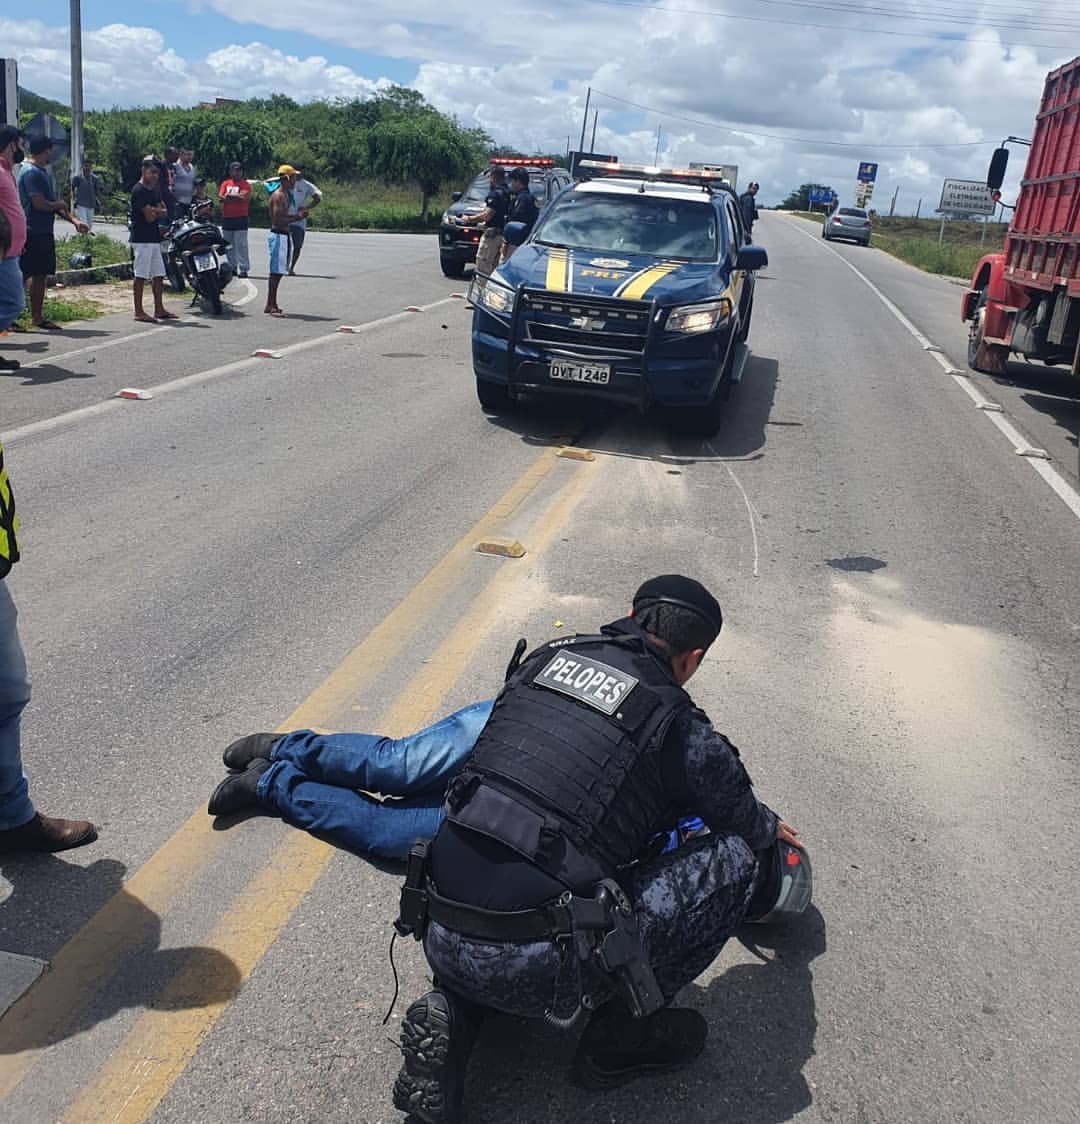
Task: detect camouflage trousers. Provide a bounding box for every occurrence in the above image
[423,832,759,1019]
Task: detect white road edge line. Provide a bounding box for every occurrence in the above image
[2,296,460,445]
[228,278,259,308]
[16,276,257,372]
[785,215,1080,523]
[16,323,173,370]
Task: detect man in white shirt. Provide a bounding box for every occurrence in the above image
[171,149,196,210]
[287,167,321,276]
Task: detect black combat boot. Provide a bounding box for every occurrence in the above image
[222,731,281,771]
[573,1001,708,1089]
[393,988,480,1124]
[207,758,271,816]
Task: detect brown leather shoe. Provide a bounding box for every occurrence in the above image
[0,812,98,853]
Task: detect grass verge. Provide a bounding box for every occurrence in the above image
[56,231,132,268]
[784,210,1006,279]
[105,178,443,233]
[15,294,105,326]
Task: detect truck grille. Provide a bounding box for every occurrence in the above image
[520,290,653,355]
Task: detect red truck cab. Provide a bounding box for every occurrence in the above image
[964,56,1080,376]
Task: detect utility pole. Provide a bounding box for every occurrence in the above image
[915,198,922,219]
[590,110,598,151]
[889,184,899,217]
[70,0,84,168]
[578,87,591,154]
[653,125,662,164]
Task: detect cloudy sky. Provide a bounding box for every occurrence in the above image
[2,1,1075,209]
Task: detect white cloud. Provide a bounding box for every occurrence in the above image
[0,18,389,110]
[2,2,1074,208]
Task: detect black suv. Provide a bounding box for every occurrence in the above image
[438,158,572,277]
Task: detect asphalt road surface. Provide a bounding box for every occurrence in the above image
[0,216,1077,1124]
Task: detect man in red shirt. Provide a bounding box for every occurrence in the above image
[218,161,251,278]
[0,126,28,372]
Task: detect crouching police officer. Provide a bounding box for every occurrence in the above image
[391,575,809,1123]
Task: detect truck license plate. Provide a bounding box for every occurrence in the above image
[194,253,216,272]
[549,360,611,385]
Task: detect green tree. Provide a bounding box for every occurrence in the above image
[92,116,155,190]
[778,183,835,211]
[367,115,484,218]
[154,108,274,179]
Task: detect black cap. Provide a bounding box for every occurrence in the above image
[633,575,723,638]
[28,135,53,155]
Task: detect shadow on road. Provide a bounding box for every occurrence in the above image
[1017,388,1080,453]
[29,328,109,341]
[6,365,97,386]
[461,905,825,1124]
[479,353,781,467]
[0,854,241,1051]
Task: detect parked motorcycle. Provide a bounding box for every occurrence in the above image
[161,201,232,315]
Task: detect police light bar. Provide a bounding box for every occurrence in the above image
[578,160,731,187]
[489,156,555,166]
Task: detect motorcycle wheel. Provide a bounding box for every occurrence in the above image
[202,271,223,316]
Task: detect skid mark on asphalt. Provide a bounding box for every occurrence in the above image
[785,217,1080,522]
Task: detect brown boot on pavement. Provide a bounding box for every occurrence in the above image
[0,813,98,853]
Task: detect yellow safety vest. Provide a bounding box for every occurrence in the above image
[0,440,20,579]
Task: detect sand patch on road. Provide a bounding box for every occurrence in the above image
[824,576,1029,819]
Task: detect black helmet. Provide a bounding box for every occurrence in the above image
[745,840,813,923]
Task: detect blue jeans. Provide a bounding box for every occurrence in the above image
[256,700,494,859]
[0,256,25,330]
[0,582,34,830]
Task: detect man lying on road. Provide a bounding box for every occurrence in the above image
[206,577,789,869]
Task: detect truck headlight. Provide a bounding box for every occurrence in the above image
[476,277,514,316]
[665,299,731,334]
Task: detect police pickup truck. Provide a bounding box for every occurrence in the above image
[439,157,572,278]
[469,161,767,435]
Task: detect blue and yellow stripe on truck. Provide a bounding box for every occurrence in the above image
[545,247,572,292]
[613,261,682,300]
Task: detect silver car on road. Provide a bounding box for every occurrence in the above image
[822,205,872,246]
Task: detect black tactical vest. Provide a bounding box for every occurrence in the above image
[445,620,692,891]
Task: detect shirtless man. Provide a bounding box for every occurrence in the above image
[266,165,297,316]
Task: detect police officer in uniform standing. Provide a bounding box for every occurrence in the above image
[457,166,509,284]
[501,167,539,262]
[392,575,808,1124]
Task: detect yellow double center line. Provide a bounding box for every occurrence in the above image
[0,443,600,1122]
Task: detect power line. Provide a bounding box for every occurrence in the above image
[581,0,1074,50]
[590,87,996,150]
[746,0,1080,34]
